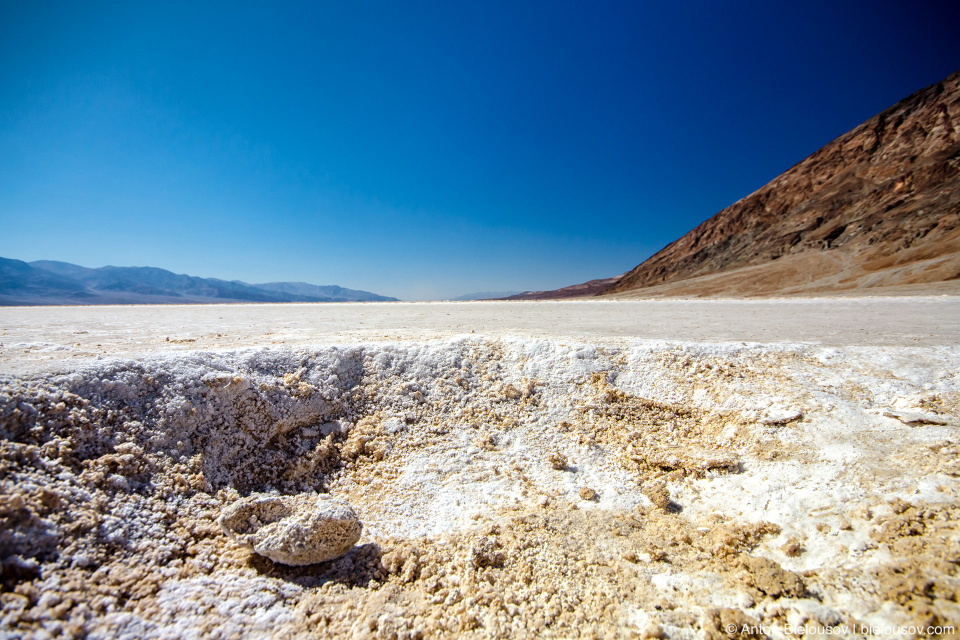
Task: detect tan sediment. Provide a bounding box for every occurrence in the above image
[1,334,959,637]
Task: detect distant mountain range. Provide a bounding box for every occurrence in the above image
[0,258,398,305]
[500,277,622,301]
[450,291,522,301]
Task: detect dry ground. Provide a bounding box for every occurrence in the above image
[2,300,959,639]
[2,297,959,374]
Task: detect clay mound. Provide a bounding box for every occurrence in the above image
[604,69,960,298]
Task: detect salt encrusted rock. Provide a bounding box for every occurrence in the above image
[882,409,948,426]
[218,493,362,566]
[760,407,803,426]
[578,487,597,501]
[644,448,739,473]
[741,555,805,598]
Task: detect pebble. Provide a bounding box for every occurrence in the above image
[218,493,362,566]
[761,407,803,425]
[882,409,948,426]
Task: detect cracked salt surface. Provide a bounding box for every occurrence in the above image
[2,329,960,638]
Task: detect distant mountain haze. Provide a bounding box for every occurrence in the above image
[252,282,395,302]
[0,258,398,305]
[450,292,523,301]
[0,258,91,298]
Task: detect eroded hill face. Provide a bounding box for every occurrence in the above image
[605,70,960,298]
[502,276,623,301]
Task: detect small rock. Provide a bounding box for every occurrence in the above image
[579,487,597,501]
[882,409,948,426]
[704,608,763,639]
[761,408,803,426]
[887,497,910,514]
[218,493,362,566]
[548,452,568,471]
[114,442,143,457]
[741,555,805,598]
[1,556,40,581]
[319,421,343,436]
[383,418,407,434]
[470,536,505,568]
[643,483,672,511]
[780,536,804,557]
[70,552,94,568]
[644,448,739,473]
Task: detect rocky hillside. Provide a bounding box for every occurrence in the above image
[502,275,623,301]
[604,69,960,298]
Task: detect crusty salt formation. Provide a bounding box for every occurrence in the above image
[1,336,959,638]
[218,493,362,565]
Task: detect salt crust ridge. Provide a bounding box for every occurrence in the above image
[1,336,959,638]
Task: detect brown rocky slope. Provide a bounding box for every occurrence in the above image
[500,275,622,301]
[602,69,960,298]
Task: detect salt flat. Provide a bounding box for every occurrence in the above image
[2,297,959,374]
[2,298,959,638]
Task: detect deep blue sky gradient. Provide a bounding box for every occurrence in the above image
[1,1,958,299]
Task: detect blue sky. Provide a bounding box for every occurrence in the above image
[1,1,957,300]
